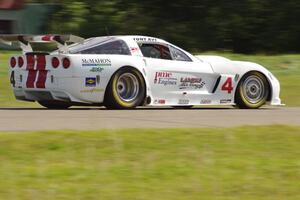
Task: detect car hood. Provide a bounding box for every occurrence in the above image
[195,55,272,77]
[195,55,232,63]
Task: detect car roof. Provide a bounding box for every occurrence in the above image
[62,35,197,62]
[54,35,170,55]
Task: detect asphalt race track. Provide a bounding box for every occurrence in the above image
[0,107,299,131]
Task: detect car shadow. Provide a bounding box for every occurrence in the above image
[0,106,277,111]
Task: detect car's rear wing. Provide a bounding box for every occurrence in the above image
[0,34,84,53]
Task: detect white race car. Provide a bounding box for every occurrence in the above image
[0,35,282,109]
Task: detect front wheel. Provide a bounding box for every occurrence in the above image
[105,67,146,109]
[235,72,270,109]
[38,101,71,109]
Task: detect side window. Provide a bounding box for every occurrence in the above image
[79,40,131,55]
[139,43,172,60]
[169,45,192,62]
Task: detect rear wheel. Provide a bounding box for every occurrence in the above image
[38,101,71,109]
[235,72,270,109]
[105,67,146,109]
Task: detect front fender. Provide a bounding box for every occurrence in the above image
[233,61,282,106]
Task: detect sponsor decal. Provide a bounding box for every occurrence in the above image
[89,67,104,73]
[220,99,232,104]
[80,88,103,93]
[178,99,189,105]
[133,37,157,42]
[154,72,177,86]
[82,58,111,67]
[153,99,166,105]
[85,77,96,87]
[200,99,212,104]
[179,77,205,90]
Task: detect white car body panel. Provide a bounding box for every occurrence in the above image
[3,35,282,107]
[196,55,281,105]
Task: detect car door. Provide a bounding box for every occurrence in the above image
[138,42,218,105]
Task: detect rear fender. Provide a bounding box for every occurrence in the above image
[104,65,148,106]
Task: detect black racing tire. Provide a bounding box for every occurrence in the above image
[104,67,146,109]
[38,101,71,109]
[235,71,270,109]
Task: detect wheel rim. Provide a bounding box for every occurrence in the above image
[242,75,265,104]
[116,73,139,102]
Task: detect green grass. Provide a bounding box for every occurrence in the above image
[0,126,299,200]
[0,51,299,107]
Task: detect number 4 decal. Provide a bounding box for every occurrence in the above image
[10,71,15,87]
[221,77,233,94]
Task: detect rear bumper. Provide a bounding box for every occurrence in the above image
[13,80,106,104]
[14,89,72,102]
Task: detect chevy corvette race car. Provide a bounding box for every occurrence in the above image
[0,34,282,109]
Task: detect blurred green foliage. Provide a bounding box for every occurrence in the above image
[26,0,300,53]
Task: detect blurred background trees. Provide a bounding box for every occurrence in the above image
[26,0,300,53]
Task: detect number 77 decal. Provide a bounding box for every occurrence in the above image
[221,77,233,94]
